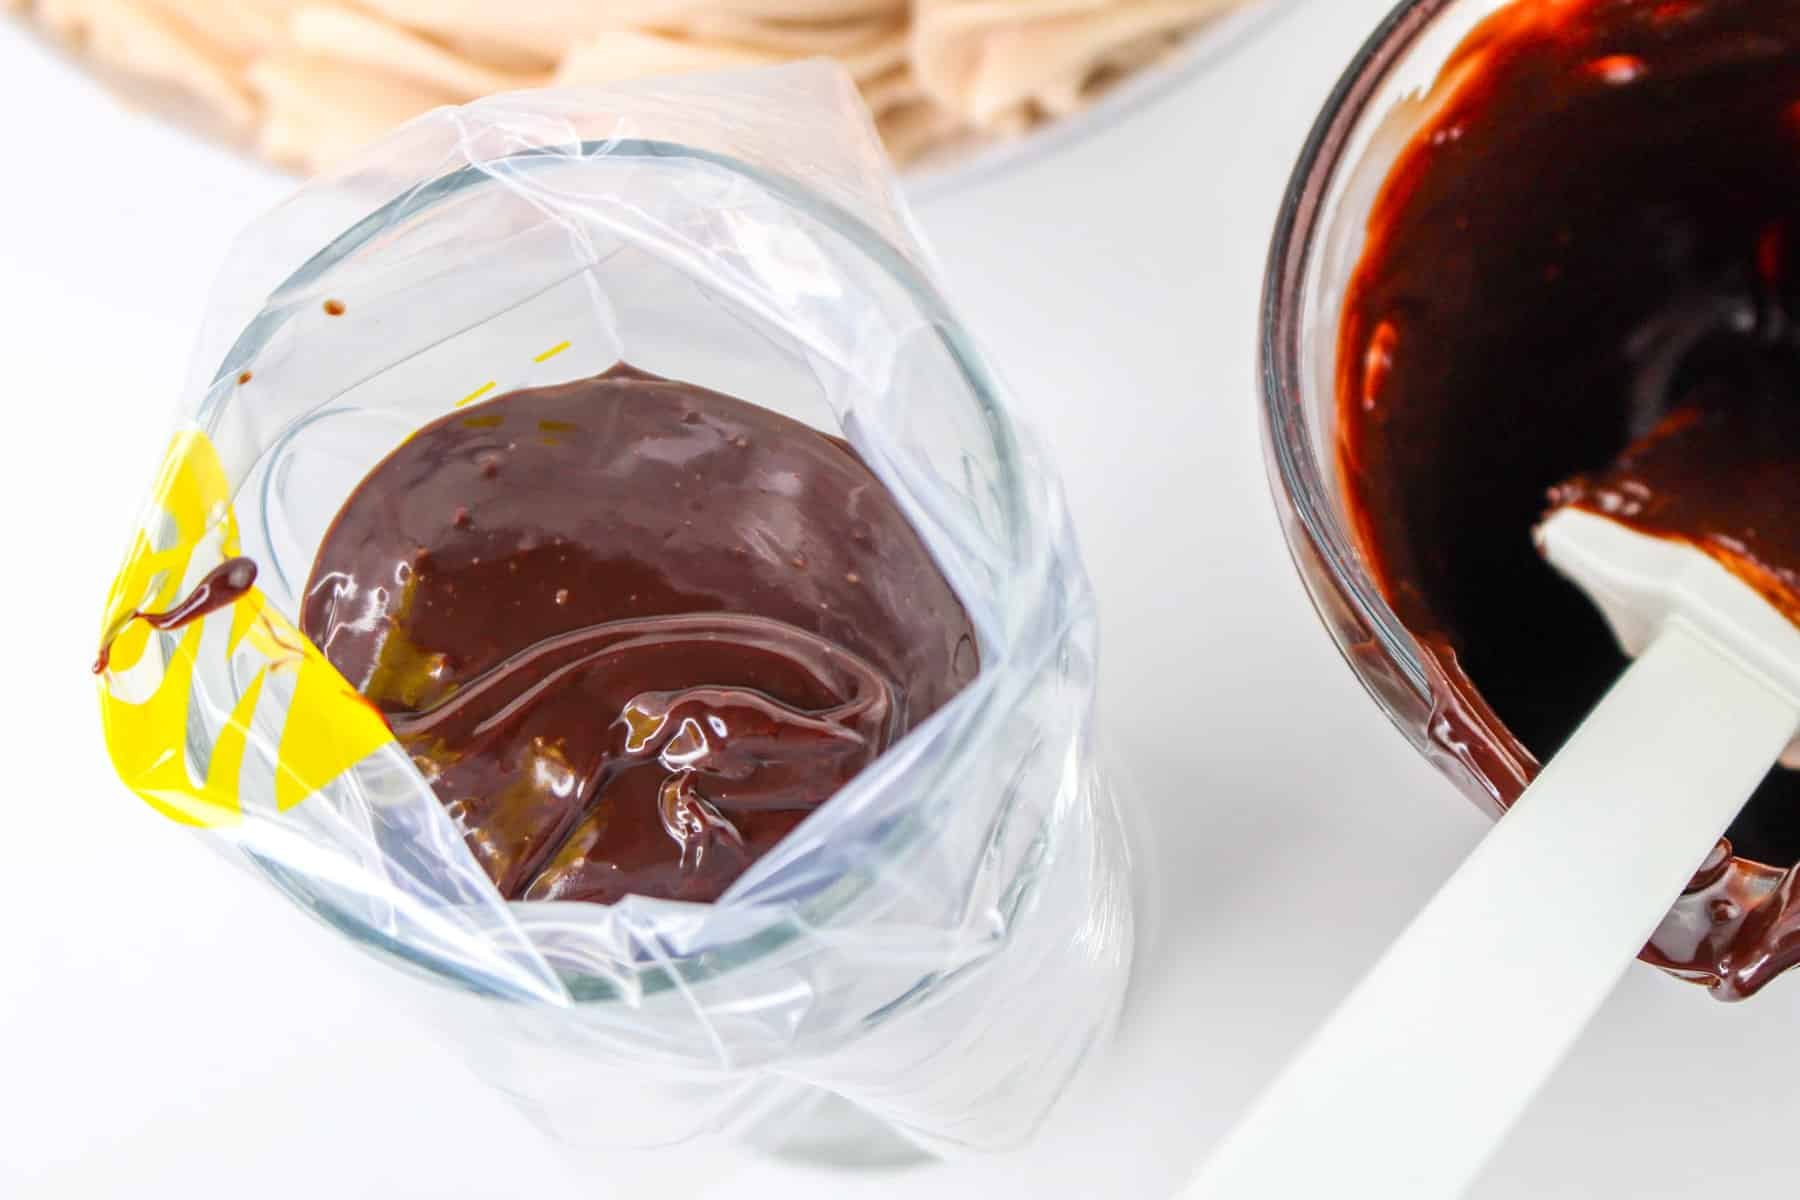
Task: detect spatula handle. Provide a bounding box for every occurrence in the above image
[1186,620,1800,1200]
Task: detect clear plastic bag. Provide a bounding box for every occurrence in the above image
[95,62,1132,1157]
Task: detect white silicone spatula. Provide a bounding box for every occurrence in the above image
[1186,505,1800,1200]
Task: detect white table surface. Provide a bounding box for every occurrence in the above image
[4,4,1795,1196]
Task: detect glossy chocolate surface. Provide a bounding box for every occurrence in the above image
[1339,0,1800,996]
[301,365,977,905]
[1553,394,1800,624]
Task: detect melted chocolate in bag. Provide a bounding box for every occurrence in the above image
[302,365,978,905]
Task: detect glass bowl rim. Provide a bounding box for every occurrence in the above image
[1259,0,1457,710]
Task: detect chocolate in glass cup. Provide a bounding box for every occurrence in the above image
[1263,0,1800,999]
[154,90,1130,1158]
